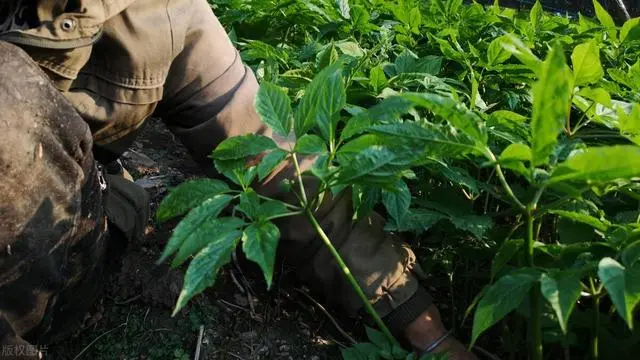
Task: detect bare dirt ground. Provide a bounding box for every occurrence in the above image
[50,119,349,360]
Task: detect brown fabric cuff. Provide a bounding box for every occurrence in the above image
[383,286,433,338]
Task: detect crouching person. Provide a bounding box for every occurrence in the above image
[0,1,475,359]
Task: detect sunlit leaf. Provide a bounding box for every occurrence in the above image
[549,146,640,184]
[255,82,292,137]
[530,43,572,166]
[571,40,604,86]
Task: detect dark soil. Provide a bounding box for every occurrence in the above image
[49,119,346,360]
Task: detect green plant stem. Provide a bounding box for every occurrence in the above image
[590,278,601,360]
[257,195,301,210]
[304,207,399,347]
[266,210,304,221]
[485,150,526,211]
[292,153,308,206]
[527,209,543,360]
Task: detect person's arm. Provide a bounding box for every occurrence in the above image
[155,0,433,340]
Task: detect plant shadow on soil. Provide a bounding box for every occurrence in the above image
[50,119,349,360]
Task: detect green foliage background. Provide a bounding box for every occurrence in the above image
[158,1,640,358]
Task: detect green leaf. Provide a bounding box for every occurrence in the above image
[237,189,260,220]
[501,34,542,74]
[336,41,364,57]
[341,343,379,360]
[530,1,542,29]
[549,145,640,184]
[336,0,351,19]
[530,43,572,166]
[369,123,479,157]
[471,270,538,345]
[386,208,446,233]
[158,195,234,264]
[257,149,289,181]
[500,143,532,162]
[173,230,242,315]
[491,239,524,279]
[541,271,582,334]
[212,134,278,160]
[336,146,398,184]
[255,82,292,137]
[593,0,617,40]
[365,326,392,352]
[156,179,231,223]
[171,218,245,268]
[598,258,640,329]
[257,200,290,220]
[577,87,612,108]
[369,65,388,93]
[402,93,488,145]
[294,63,345,142]
[571,40,604,86]
[408,7,422,33]
[316,43,339,71]
[295,134,328,154]
[487,36,512,67]
[341,96,414,141]
[622,240,640,267]
[548,210,610,232]
[620,18,640,43]
[382,180,411,222]
[242,221,280,288]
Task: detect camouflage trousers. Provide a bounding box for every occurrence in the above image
[0,41,149,358]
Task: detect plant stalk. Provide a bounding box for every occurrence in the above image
[590,278,601,360]
[527,210,543,360]
[305,208,398,346]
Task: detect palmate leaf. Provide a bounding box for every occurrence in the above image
[571,39,604,86]
[257,149,289,181]
[341,96,415,141]
[242,221,280,288]
[255,82,292,137]
[295,134,328,154]
[335,146,398,184]
[598,258,640,329]
[173,230,242,316]
[156,179,231,223]
[158,195,235,264]
[212,134,278,160]
[170,217,245,268]
[530,43,572,166]
[541,271,583,334]
[294,62,346,142]
[471,270,539,345]
[402,93,488,145]
[548,145,640,185]
[369,122,480,157]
